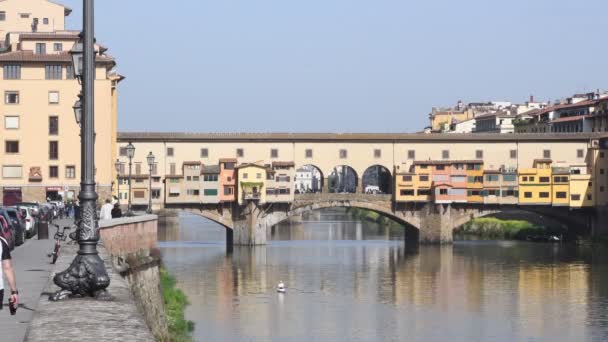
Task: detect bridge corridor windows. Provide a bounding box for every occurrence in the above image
[362,165,392,194]
[329,165,358,193]
[295,165,323,194]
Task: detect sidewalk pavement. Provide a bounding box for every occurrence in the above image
[0,218,72,342]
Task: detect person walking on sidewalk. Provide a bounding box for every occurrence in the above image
[0,236,18,311]
[99,199,113,220]
[111,203,122,219]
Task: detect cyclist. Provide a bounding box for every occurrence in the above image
[0,236,18,311]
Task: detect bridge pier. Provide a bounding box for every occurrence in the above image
[233,201,268,246]
[418,204,454,244]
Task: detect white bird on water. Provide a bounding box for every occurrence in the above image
[277,281,286,293]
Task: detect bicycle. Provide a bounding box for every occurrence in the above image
[47,224,71,264]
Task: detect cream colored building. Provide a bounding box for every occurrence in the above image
[116,132,608,209]
[0,0,122,205]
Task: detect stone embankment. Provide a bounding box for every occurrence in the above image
[25,215,166,342]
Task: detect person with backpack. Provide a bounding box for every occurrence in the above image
[0,236,18,313]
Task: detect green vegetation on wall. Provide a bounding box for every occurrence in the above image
[456,217,564,240]
[160,267,195,342]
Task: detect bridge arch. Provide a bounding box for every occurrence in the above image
[362,165,392,195]
[328,165,359,193]
[294,164,324,194]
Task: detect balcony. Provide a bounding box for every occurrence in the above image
[243,192,261,200]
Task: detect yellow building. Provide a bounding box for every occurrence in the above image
[429,107,474,132]
[551,167,570,206]
[0,0,122,205]
[569,165,594,208]
[466,161,484,203]
[518,159,553,205]
[236,163,269,205]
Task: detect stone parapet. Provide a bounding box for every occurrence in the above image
[99,214,158,256]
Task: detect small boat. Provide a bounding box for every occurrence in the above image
[277,281,286,293]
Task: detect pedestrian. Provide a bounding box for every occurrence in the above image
[111,203,122,219]
[0,235,19,314]
[99,199,113,220]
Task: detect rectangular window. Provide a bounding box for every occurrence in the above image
[53,43,63,51]
[36,43,46,54]
[339,149,348,159]
[503,174,516,182]
[271,149,279,159]
[204,174,218,182]
[43,18,49,25]
[539,192,550,198]
[436,165,446,171]
[224,186,234,195]
[524,192,532,198]
[305,149,313,158]
[187,189,200,196]
[45,65,62,80]
[442,150,449,159]
[529,177,535,182]
[402,175,412,182]
[237,148,244,158]
[0,11,5,21]
[539,177,550,183]
[48,91,59,104]
[167,147,174,157]
[577,149,584,158]
[418,189,431,196]
[476,150,483,159]
[66,166,76,179]
[243,173,248,179]
[66,65,75,79]
[5,91,19,104]
[49,166,58,178]
[408,150,415,159]
[3,65,21,80]
[135,163,142,175]
[151,164,158,175]
[204,189,218,196]
[556,192,567,199]
[5,140,19,154]
[374,149,381,158]
[4,116,19,129]
[439,189,448,195]
[543,150,551,159]
[510,150,517,159]
[119,147,128,157]
[49,141,58,160]
[2,166,22,178]
[571,194,581,201]
[419,175,429,182]
[49,116,59,135]
[151,189,161,199]
[200,148,208,158]
[400,190,415,196]
[134,191,146,199]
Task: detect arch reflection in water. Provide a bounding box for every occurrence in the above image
[159,211,608,341]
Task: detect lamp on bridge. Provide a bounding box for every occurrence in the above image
[50,0,111,301]
[115,158,121,205]
[72,96,82,126]
[146,152,155,214]
[126,141,136,216]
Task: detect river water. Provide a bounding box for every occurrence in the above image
[159,209,608,342]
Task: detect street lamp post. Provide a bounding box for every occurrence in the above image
[51,0,110,301]
[146,152,155,214]
[126,142,135,216]
[115,159,121,205]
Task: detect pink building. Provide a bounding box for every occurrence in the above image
[219,158,237,202]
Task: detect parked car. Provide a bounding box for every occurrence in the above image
[16,206,36,238]
[0,207,24,246]
[15,202,40,217]
[0,216,14,251]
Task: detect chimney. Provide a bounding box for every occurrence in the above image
[529,95,534,103]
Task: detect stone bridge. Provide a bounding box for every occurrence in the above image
[162,193,606,245]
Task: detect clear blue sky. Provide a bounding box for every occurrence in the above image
[61,0,607,133]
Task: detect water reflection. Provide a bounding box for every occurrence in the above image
[159,209,608,341]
